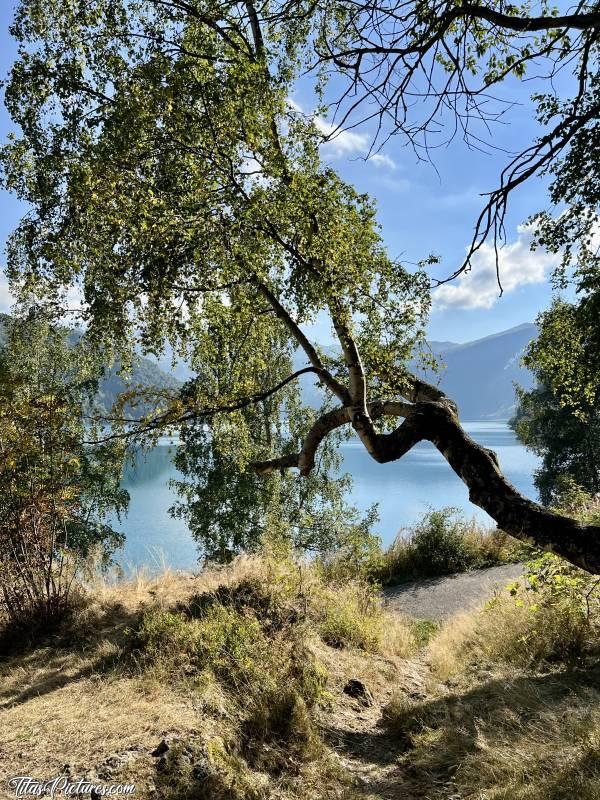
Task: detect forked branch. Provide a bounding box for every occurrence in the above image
[253,395,600,573]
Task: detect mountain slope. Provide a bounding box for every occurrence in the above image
[2,314,536,421]
[422,323,536,420]
[0,313,181,416]
[296,323,536,420]
[96,357,181,415]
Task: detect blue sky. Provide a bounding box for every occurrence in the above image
[0,3,563,344]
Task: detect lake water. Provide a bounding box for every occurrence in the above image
[113,421,539,571]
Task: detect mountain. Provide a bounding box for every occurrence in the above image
[296,323,537,421]
[1,313,536,421]
[420,323,536,420]
[0,314,181,416]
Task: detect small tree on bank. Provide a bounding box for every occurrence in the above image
[0,315,127,626]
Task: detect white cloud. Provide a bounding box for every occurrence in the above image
[433,224,558,311]
[313,116,369,158]
[368,153,397,169]
[287,98,369,159]
[287,98,398,166]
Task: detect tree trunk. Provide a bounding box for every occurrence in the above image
[395,402,600,574]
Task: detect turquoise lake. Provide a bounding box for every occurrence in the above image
[113,421,539,571]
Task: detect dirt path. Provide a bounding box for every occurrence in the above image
[322,654,429,799]
[383,562,524,620]
[325,564,525,796]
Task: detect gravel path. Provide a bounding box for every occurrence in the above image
[384,563,524,620]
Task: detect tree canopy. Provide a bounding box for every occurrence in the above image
[1,1,600,570]
[513,300,600,506]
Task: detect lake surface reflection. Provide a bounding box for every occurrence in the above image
[113,421,539,571]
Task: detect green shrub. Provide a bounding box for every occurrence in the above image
[376,508,525,584]
[194,605,269,687]
[487,552,600,666]
[134,604,271,687]
[286,642,329,706]
[552,477,600,524]
[317,526,386,583]
[135,609,199,668]
[318,508,526,587]
[315,580,384,651]
[243,686,322,773]
[409,507,472,575]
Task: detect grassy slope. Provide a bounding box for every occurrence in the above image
[0,558,417,799]
[1,557,599,800]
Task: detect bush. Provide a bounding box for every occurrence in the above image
[134,604,270,687]
[0,316,126,633]
[376,508,526,584]
[318,526,386,583]
[404,508,473,575]
[315,580,383,651]
[428,552,600,679]
[242,686,322,773]
[318,508,526,587]
[552,477,600,524]
[312,578,416,655]
[135,608,200,666]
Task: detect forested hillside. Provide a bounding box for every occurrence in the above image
[0,313,181,415]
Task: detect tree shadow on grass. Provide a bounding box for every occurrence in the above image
[327,662,600,798]
[0,600,141,708]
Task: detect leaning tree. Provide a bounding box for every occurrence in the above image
[2,0,600,570]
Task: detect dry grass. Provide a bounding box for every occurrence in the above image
[383,664,600,800]
[0,554,418,800]
[5,552,599,799]
[428,580,599,682]
[383,571,600,799]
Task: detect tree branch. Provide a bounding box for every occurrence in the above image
[253,394,600,573]
[253,280,352,403]
[252,398,414,475]
[84,366,323,444]
[447,5,600,34]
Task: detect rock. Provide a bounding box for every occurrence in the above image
[151,739,171,757]
[96,748,141,780]
[192,753,216,782]
[343,679,374,707]
[152,737,217,783]
[155,755,169,773]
